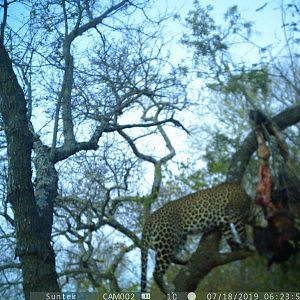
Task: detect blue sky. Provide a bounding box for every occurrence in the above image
[1,0,287,157]
[3,0,283,57]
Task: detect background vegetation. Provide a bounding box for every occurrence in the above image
[0,0,299,299]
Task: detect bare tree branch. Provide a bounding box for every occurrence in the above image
[0,262,21,272]
[104,218,141,247]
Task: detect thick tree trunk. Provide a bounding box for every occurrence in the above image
[33,141,59,242]
[0,44,60,299]
[173,231,253,292]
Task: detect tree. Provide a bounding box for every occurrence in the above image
[0,0,187,298]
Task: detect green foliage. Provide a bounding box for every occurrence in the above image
[164,161,208,196]
[181,2,227,61]
[208,66,270,97]
[163,134,232,196]
[177,168,208,191]
[203,133,233,176]
[181,0,273,112]
[182,1,254,75]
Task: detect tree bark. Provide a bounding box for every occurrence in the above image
[173,231,253,292]
[33,140,59,243]
[0,44,60,299]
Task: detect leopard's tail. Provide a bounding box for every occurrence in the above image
[141,236,148,292]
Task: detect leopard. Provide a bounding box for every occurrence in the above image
[140,182,268,294]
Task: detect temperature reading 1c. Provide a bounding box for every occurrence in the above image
[167,292,178,300]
